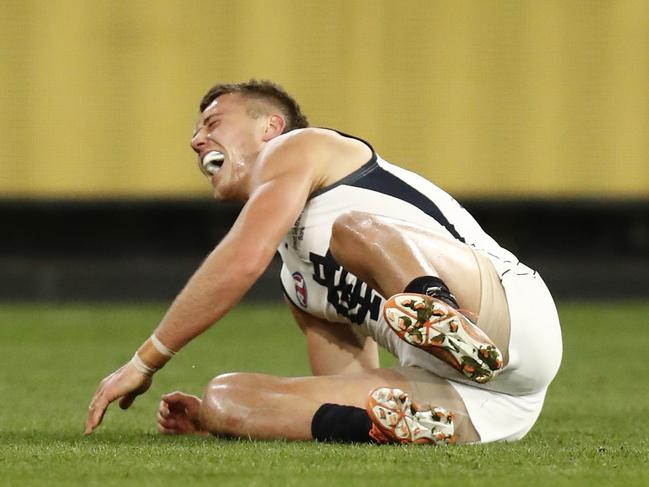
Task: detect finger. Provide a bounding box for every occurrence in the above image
[158,400,170,418]
[85,396,104,434]
[158,416,177,430]
[157,420,172,434]
[161,391,201,415]
[156,411,179,433]
[156,408,174,424]
[157,423,177,435]
[162,394,191,414]
[119,392,138,410]
[85,403,107,434]
[161,391,186,403]
[84,371,121,435]
[85,397,109,435]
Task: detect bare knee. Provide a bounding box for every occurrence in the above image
[200,373,260,435]
[331,211,378,242]
[207,372,266,389]
[330,211,385,265]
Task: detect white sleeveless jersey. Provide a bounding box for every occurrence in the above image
[278,134,529,381]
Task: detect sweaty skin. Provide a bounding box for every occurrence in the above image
[85,93,372,434]
[85,92,486,443]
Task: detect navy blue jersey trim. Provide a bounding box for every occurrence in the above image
[348,164,465,243]
[309,129,464,242]
[309,130,377,199]
[310,160,378,199]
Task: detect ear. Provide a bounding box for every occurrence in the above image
[262,114,286,141]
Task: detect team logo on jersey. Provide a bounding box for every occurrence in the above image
[292,272,308,307]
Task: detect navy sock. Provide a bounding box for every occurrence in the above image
[311,404,373,443]
[404,276,459,309]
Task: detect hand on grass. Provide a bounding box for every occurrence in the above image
[157,391,208,435]
[85,362,152,435]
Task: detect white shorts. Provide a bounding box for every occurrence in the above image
[395,251,563,443]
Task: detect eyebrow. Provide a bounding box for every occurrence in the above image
[192,112,223,137]
[203,113,222,126]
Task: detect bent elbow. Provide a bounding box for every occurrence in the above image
[233,247,274,282]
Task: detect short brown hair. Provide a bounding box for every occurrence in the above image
[199,79,309,133]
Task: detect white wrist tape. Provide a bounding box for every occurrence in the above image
[130,352,157,375]
[151,334,176,357]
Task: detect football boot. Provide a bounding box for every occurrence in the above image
[366,387,455,445]
[384,293,503,383]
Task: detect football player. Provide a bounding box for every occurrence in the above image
[86,80,562,444]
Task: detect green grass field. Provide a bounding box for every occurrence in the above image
[1,301,648,486]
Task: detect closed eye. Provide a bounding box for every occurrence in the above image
[205,114,222,129]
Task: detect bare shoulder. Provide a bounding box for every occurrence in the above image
[255,128,372,192]
[271,127,369,157]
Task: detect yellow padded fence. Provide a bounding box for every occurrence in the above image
[1,0,648,198]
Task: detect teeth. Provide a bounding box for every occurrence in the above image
[202,151,224,174]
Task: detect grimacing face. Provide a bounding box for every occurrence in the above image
[190,93,272,201]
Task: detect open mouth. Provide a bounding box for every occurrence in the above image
[202,151,225,175]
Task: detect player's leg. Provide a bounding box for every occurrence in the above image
[286,297,380,376]
[330,211,481,313]
[157,368,480,444]
[329,211,510,379]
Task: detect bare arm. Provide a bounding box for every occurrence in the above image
[286,298,379,375]
[85,131,326,434]
[153,177,309,350]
